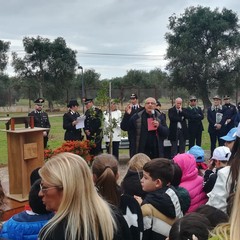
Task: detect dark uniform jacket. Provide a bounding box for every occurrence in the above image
[168,106,188,141]
[84,106,103,155]
[186,106,204,131]
[223,103,237,134]
[207,105,227,134]
[28,110,50,129]
[28,110,50,148]
[63,110,82,141]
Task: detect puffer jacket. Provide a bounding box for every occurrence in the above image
[173,153,208,212]
[0,210,54,240]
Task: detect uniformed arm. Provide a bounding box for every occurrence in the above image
[45,113,51,129]
[187,107,204,120]
[230,106,237,121]
[198,107,204,120]
[207,108,215,125]
[63,113,76,131]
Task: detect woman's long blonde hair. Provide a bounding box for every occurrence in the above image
[210,171,240,240]
[39,152,116,240]
[229,171,240,239]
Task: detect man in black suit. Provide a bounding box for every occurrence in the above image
[121,93,143,157]
[168,97,188,158]
[84,98,103,156]
[28,98,50,148]
[186,96,204,148]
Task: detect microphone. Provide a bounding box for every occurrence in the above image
[151,109,156,120]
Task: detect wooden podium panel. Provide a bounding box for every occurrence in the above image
[5,128,48,202]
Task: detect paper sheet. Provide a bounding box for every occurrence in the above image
[76,115,86,129]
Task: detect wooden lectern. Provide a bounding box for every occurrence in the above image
[4,117,48,202]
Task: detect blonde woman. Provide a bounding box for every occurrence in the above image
[121,153,151,198]
[38,152,128,240]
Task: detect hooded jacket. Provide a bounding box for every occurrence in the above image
[173,153,208,212]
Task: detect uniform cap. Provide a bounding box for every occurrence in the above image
[212,146,231,161]
[130,93,138,99]
[213,95,221,100]
[189,95,197,101]
[220,127,237,142]
[84,98,93,104]
[67,99,79,108]
[34,98,44,105]
[187,145,205,163]
[223,95,230,100]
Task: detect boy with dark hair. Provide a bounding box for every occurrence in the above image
[134,158,183,240]
[203,146,231,193]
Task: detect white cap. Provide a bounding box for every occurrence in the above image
[212,146,231,161]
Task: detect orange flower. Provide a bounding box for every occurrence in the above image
[44,140,95,165]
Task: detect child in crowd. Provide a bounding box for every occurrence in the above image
[134,158,183,240]
[195,205,229,229]
[187,145,207,176]
[220,127,237,151]
[92,153,143,240]
[0,179,54,240]
[121,153,151,198]
[167,212,211,240]
[173,153,207,212]
[203,146,231,193]
[171,162,191,214]
[207,124,240,214]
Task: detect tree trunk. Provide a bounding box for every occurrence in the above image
[49,100,54,112]
[201,91,211,113]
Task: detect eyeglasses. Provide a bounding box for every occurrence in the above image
[145,102,156,105]
[190,100,196,102]
[39,184,62,194]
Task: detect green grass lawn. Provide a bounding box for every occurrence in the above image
[0,113,211,165]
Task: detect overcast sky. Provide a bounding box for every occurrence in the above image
[1,0,240,79]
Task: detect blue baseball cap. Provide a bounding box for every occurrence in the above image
[220,127,237,142]
[187,145,205,163]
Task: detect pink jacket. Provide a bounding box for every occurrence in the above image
[173,153,208,212]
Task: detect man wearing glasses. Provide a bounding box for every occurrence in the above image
[127,97,169,159]
[186,96,204,148]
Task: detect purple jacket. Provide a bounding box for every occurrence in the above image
[173,153,208,212]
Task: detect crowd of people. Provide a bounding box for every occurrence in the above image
[1,94,240,239]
